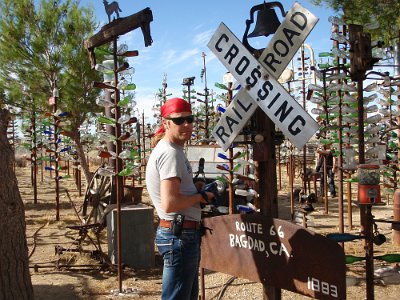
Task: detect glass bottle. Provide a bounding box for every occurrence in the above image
[118,115,137,125]
[331,32,348,44]
[331,47,349,59]
[311,107,325,115]
[328,106,341,113]
[217,153,229,160]
[364,93,378,103]
[365,105,378,113]
[318,62,331,69]
[342,106,357,114]
[326,233,365,242]
[366,125,380,136]
[365,114,382,124]
[119,149,132,160]
[342,115,357,124]
[214,82,229,90]
[96,96,114,108]
[378,108,390,117]
[345,255,365,264]
[328,15,345,26]
[374,254,400,263]
[318,51,333,57]
[119,132,137,142]
[97,116,115,126]
[343,94,357,103]
[365,135,380,144]
[310,96,324,105]
[216,105,226,113]
[364,82,378,92]
[117,43,128,55]
[308,83,323,92]
[216,175,229,184]
[326,72,347,81]
[341,83,357,92]
[118,94,133,107]
[98,167,115,177]
[119,83,136,91]
[98,131,116,143]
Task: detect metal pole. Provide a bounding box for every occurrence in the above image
[202,52,210,138]
[333,23,344,237]
[227,82,234,215]
[322,71,329,214]
[277,144,281,190]
[357,77,374,300]
[32,111,38,204]
[53,81,60,221]
[113,38,124,293]
[347,172,353,229]
[301,44,307,193]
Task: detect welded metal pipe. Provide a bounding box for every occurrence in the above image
[393,189,400,245]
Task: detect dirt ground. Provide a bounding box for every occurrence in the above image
[17,165,400,299]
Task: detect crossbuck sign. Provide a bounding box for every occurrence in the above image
[209,3,319,151]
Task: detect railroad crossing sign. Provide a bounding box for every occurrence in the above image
[209,3,319,151]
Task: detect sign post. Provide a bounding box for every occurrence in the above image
[202,3,346,299]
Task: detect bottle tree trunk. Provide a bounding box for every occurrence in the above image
[0,108,33,300]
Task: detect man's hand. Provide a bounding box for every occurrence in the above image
[194,180,205,192]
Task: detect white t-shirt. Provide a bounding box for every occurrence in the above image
[146,139,201,221]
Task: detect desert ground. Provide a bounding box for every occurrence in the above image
[17,163,400,299]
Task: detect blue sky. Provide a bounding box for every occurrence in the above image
[81,0,337,123]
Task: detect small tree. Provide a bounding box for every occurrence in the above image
[0,0,103,184]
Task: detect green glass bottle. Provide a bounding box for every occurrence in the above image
[120,83,136,91]
[214,82,229,90]
[318,63,331,69]
[345,255,365,264]
[374,254,400,263]
[318,52,333,57]
[388,141,397,150]
[118,94,133,107]
[97,116,115,126]
[118,166,134,177]
[232,163,242,173]
[216,175,229,184]
[327,233,365,242]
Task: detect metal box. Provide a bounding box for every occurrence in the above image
[107,204,154,268]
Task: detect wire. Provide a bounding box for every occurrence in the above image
[215,276,236,300]
[28,222,48,259]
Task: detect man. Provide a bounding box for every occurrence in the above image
[316,147,336,198]
[146,98,214,300]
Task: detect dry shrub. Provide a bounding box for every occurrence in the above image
[15,155,27,168]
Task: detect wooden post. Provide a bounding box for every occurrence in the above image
[253,108,280,299]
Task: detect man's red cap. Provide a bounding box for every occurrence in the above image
[155,98,192,136]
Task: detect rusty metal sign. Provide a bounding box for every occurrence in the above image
[201,214,346,299]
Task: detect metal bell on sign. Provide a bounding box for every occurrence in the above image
[248,6,281,38]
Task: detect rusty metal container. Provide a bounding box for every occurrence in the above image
[358,165,381,204]
[393,190,400,245]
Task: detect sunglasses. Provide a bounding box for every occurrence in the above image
[165,115,194,125]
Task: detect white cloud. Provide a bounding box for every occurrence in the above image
[160,48,200,69]
[192,29,215,46]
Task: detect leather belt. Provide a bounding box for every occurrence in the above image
[159,219,201,230]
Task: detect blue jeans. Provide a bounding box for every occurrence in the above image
[319,169,336,196]
[155,227,201,300]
